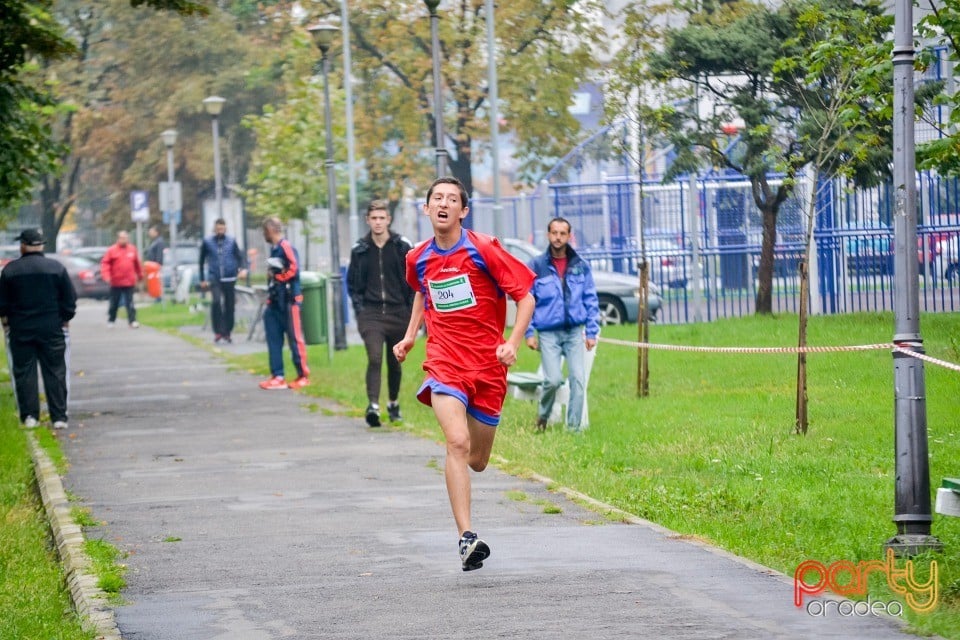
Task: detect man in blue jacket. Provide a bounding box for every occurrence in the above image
[524,217,599,433]
[199,218,247,344]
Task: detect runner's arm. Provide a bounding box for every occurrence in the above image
[393,291,424,363]
[497,292,534,366]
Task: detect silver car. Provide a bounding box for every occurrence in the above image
[503,238,661,324]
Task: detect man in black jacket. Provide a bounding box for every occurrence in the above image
[346,200,413,426]
[0,229,77,429]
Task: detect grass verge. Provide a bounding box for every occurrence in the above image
[0,380,93,640]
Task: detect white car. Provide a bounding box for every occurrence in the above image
[502,238,662,324]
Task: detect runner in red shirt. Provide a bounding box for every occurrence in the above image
[394,177,535,572]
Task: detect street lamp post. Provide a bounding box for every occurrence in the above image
[309,22,348,351]
[424,0,447,176]
[203,96,226,223]
[885,0,941,556]
[161,129,178,284]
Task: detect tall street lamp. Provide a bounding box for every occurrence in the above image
[886,0,940,556]
[309,21,348,351]
[424,0,448,176]
[202,96,226,222]
[161,129,179,281]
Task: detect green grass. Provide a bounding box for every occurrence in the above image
[83,538,126,601]
[0,380,93,640]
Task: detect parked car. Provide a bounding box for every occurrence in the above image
[502,238,662,324]
[48,253,110,299]
[845,228,893,275]
[160,243,201,291]
[69,245,110,265]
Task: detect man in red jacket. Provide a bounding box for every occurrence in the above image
[101,230,143,328]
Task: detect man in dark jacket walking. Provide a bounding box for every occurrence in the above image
[199,218,248,344]
[525,217,599,433]
[346,200,413,426]
[0,228,77,429]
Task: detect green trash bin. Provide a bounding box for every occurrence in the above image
[299,271,328,345]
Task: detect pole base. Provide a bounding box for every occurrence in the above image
[884,534,943,558]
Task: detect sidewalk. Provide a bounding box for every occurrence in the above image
[58,300,920,639]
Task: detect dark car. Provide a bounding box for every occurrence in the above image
[48,253,110,299]
[502,238,662,324]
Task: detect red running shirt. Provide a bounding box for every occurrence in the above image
[406,229,535,372]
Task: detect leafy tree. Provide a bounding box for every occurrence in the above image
[0,1,76,219]
[0,0,206,237]
[34,0,285,247]
[241,30,352,222]
[772,0,893,432]
[644,0,900,314]
[916,0,960,175]
[303,0,609,199]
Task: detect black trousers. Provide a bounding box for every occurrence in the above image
[108,286,137,323]
[357,307,410,405]
[9,328,69,423]
[209,280,237,337]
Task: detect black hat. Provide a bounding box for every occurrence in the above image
[15,229,44,246]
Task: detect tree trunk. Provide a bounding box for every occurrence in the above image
[795,258,809,435]
[755,203,778,314]
[637,260,650,397]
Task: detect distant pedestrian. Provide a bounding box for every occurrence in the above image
[145,225,166,264]
[259,217,310,390]
[393,177,535,571]
[347,200,414,426]
[0,228,76,429]
[144,225,166,303]
[199,218,248,344]
[525,217,599,433]
[101,230,143,328]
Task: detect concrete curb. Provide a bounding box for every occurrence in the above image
[27,432,122,640]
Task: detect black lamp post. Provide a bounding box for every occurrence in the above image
[308,22,348,351]
[424,0,448,176]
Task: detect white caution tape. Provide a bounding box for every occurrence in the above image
[597,337,960,372]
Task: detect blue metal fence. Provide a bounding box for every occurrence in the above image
[466,170,960,324]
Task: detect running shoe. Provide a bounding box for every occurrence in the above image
[23,416,38,429]
[53,421,68,430]
[459,531,490,571]
[288,376,310,390]
[387,402,402,422]
[259,376,288,390]
[365,404,381,427]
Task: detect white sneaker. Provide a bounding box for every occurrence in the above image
[107,321,116,328]
[130,321,140,329]
[23,416,38,428]
[53,421,68,430]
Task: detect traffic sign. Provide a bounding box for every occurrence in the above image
[130,190,149,222]
[159,181,182,214]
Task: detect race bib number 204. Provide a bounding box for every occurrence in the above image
[427,274,477,312]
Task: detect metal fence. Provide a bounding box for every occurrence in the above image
[461,169,960,325]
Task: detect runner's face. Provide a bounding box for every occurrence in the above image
[423,184,468,232]
[366,210,390,236]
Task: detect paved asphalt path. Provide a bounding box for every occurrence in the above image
[60,300,920,639]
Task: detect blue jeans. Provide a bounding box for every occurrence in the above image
[537,326,586,431]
